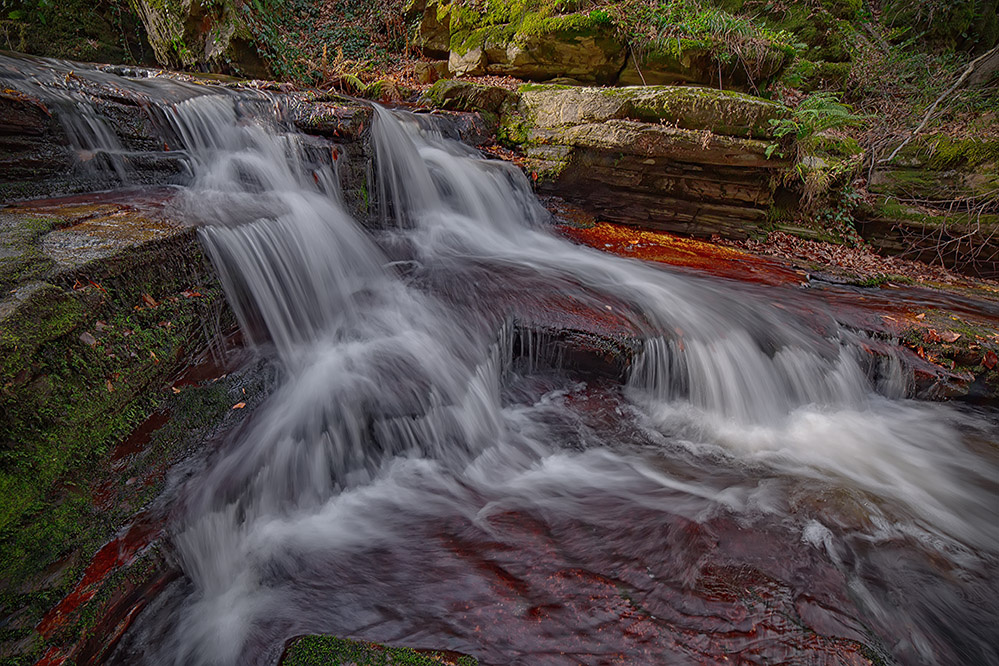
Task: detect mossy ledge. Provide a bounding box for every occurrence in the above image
[0,194,246,663]
[282,635,478,666]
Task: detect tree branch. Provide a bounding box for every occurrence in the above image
[884,44,999,164]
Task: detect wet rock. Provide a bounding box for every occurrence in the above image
[0,190,255,665]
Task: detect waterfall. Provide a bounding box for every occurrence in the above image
[2,55,995,666]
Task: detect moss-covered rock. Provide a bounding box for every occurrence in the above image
[0,193,247,663]
[127,0,266,75]
[420,80,518,114]
[448,11,626,82]
[894,135,999,171]
[618,41,789,90]
[282,635,477,666]
[517,84,787,139]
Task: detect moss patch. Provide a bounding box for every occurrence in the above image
[0,217,55,294]
[283,635,477,666]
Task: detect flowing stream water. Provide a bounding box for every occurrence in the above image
[3,55,998,666]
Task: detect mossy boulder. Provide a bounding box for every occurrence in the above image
[282,635,477,666]
[447,11,626,83]
[859,134,999,279]
[0,193,244,662]
[420,80,518,114]
[127,0,266,75]
[413,0,453,57]
[517,84,787,139]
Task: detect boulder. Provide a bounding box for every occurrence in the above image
[518,84,787,138]
[420,80,518,114]
[449,15,626,83]
[127,0,265,75]
[414,0,452,57]
[485,84,790,238]
[619,45,791,91]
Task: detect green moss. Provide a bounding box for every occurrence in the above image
[282,635,477,666]
[910,137,999,170]
[0,284,87,381]
[516,8,612,37]
[807,132,861,158]
[765,2,855,63]
[498,111,532,147]
[872,196,999,230]
[0,217,55,294]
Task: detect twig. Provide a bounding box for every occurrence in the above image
[628,44,647,85]
[885,44,999,163]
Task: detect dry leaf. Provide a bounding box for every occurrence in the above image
[984,351,998,370]
[141,293,159,308]
[232,402,246,409]
[915,313,925,320]
[171,386,182,394]
[940,331,962,343]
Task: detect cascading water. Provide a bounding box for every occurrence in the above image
[3,55,996,666]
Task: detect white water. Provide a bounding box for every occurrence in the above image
[140,95,998,666]
[3,56,996,666]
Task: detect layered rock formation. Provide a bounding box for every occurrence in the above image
[421,81,791,238]
[410,0,792,91]
[859,136,999,278]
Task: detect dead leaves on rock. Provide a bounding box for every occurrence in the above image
[924,329,962,344]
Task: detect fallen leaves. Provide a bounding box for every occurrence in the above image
[726,231,965,285]
[925,329,962,344]
[984,350,998,370]
[141,293,159,308]
[232,402,246,410]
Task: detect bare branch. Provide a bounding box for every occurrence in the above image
[884,44,999,164]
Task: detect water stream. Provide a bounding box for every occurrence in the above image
[3,55,998,666]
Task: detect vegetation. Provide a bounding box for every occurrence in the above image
[609,0,798,83]
[0,0,151,64]
[283,635,477,666]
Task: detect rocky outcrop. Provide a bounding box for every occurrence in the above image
[420,79,518,114]
[410,2,791,90]
[0,192,246,663]
[618,43,789,90]
[126,0,267,76]
[858,136,999,278]
[0,55,375,218]
[496,84,790,238]
[449,18,627,83]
